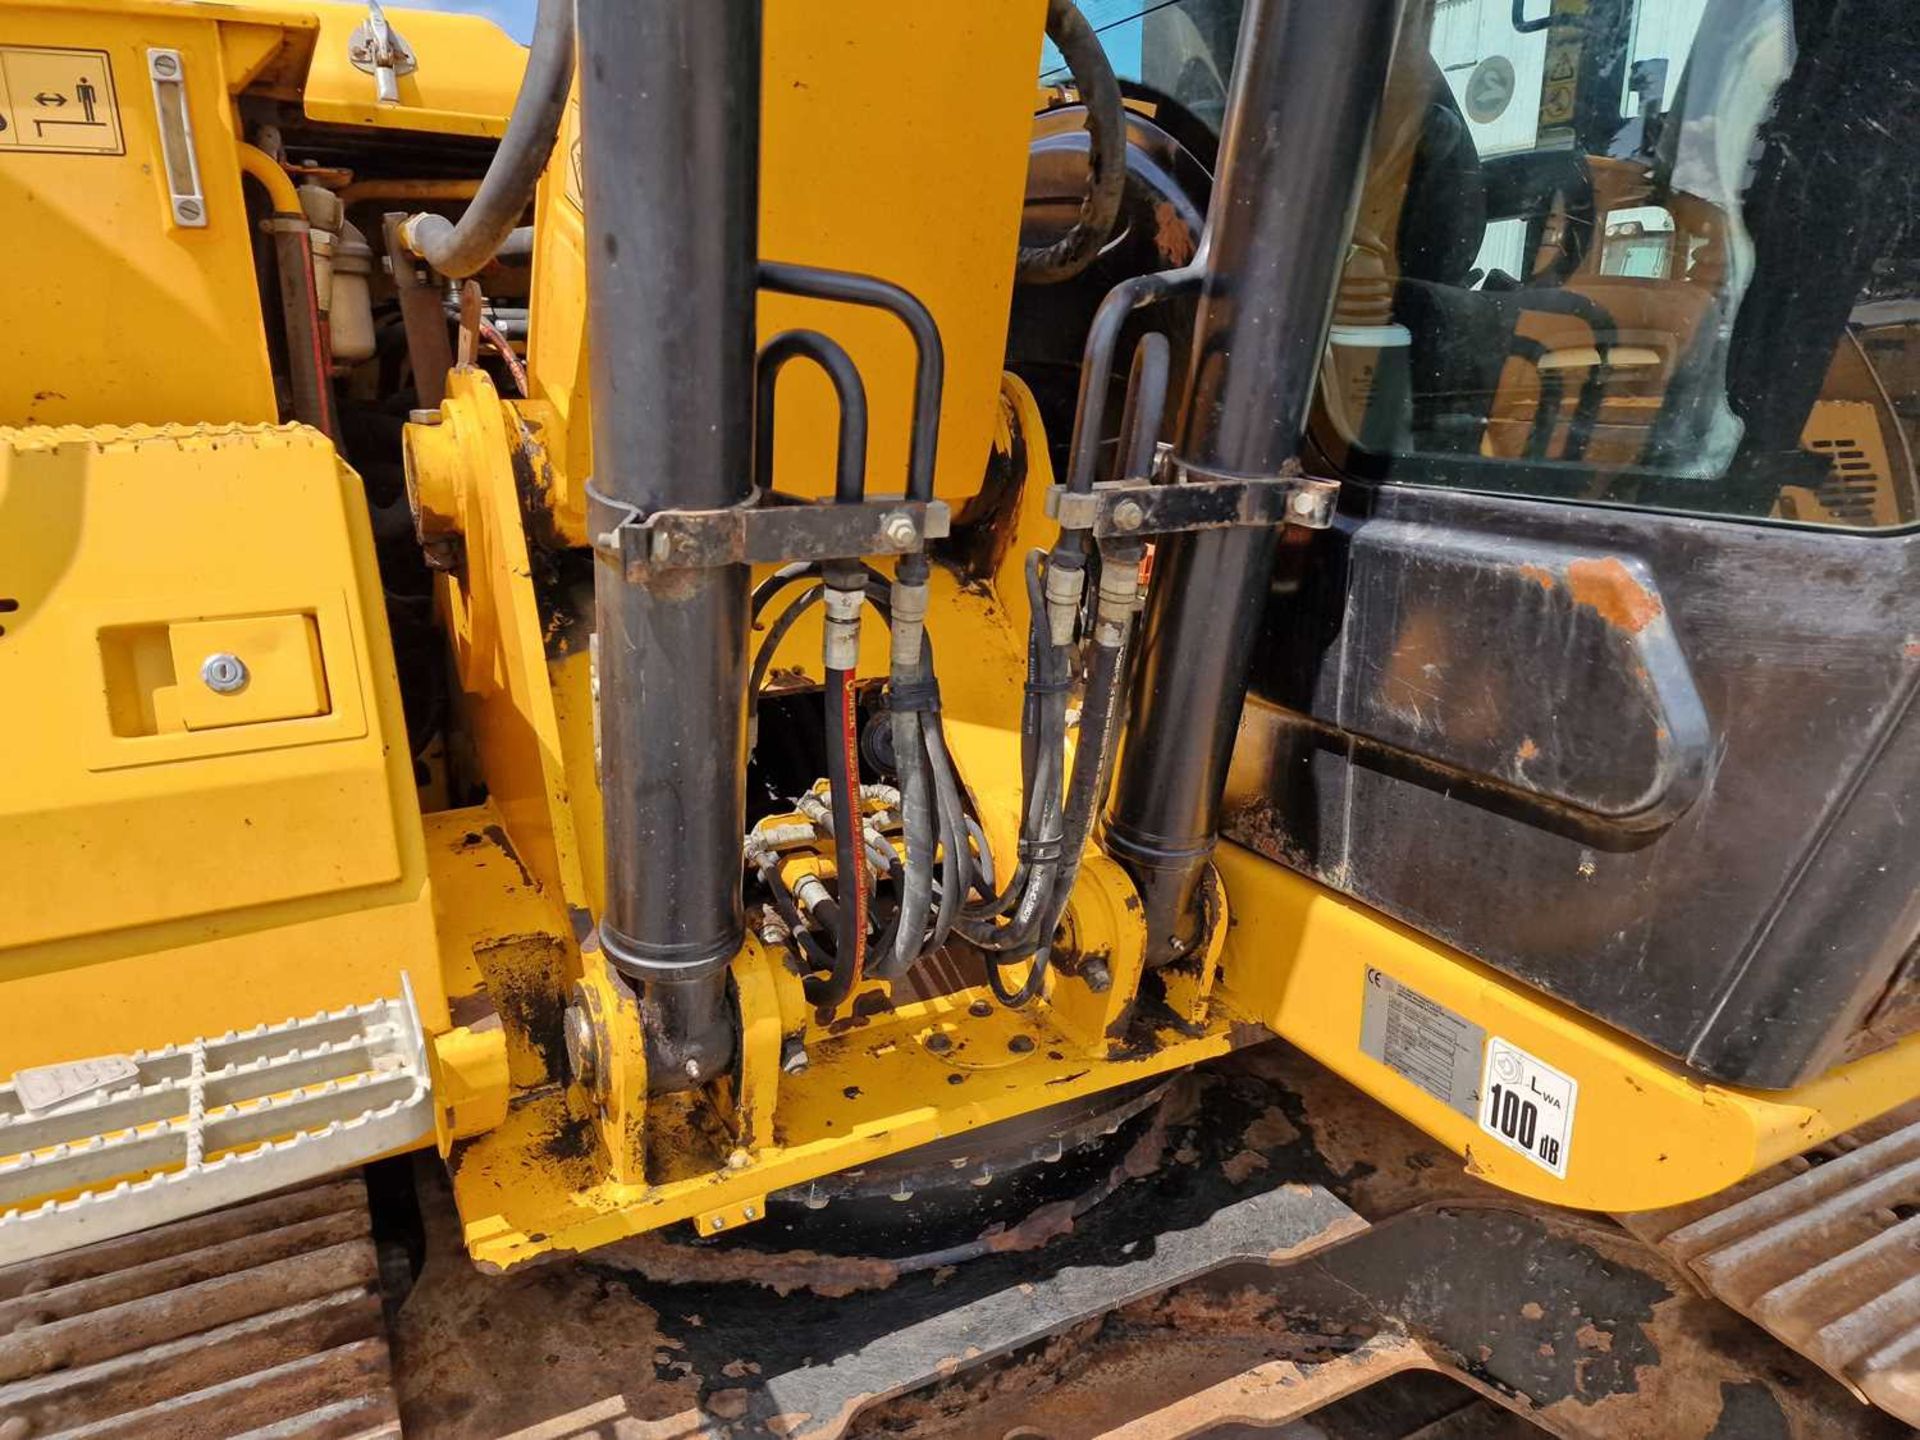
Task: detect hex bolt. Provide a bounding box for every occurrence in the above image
[1112,498,1145,532]
[883,512,919,548]
[743,1205,757,1220]
[1083,957,1112,994]
[710,1216,725,1231]
[684,1057,703,1081]
[726,1148,750,1171]
[780,1040,810,1075]
[1290,489,1320,519]
[200,652,249,694]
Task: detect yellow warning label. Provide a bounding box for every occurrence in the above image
[0,47,122,155]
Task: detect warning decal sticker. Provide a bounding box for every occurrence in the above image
[0,47,123,156]
[1479,1035,1578,1178]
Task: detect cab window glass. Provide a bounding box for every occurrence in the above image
[1318,0,1919,528]
[1040,0,1245,131]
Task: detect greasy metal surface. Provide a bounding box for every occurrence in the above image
[0,1176,399,1438]
[393,1044,1896,1439]
[1045,467,1338,537]
[589,491,951,578]
[1231,480,1920,1087]
[1623,1105,1920,1426]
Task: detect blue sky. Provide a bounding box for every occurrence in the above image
[406,0,536,43]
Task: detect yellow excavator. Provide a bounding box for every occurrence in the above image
[2,0,1918,1434]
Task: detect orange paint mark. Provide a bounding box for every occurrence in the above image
[1566,556,1662,634]
[1518,563,1556,591]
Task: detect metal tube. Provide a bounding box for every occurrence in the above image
[755,330,869,503]
[263,218,338,438]
[400,0,575,277]
[580,0,762,1089]
[1104,0,1404,966]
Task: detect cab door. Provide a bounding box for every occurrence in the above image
[1227,0,1920,1087]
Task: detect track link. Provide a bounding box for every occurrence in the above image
[0,1175,400,1440]
[1623,1104,1920,1428]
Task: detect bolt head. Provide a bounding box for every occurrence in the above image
[710,1216,725,1231]
[200,652,248,694]
[175,198,203,223]
[1112,498,1145,532]
[1290,490,1320,517]
[726,1148,750,1171]
[743,1206,757,1220]
[883,513,919,548]
[683,1057,702,1081]
[152,53,179,78]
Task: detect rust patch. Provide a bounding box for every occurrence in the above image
[1245,1105,1301,1151]
[1222,1149,1270,1185]
[1566,556,1663,634]
[1153,200,1198,266]
[591,1235,903,1299]
[1577,1322,1616,1353]
[1518,563,1557,590]
[1517,737,1541,762]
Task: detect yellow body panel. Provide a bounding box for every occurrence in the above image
[1218,843,1920,1213]
[525,0,1048,542]
[0,4,277,426]
[297,2,525,137]
[0,424,447,1067]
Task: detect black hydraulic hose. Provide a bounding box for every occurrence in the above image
[1019,0,1127,285]
[961,554,1059,925]
[763,862,837,978]
[756,329,869,501]
[1028,604,1131,960]
[753,562,821,623]
[922,715,971,958]
[811,664,868,1008]
[747,584,822,737]
[1064,266,1204,495]
[404,0,575,277]
[758,262,944,509]
[883,662,938,977]
[1113,332,1172,482]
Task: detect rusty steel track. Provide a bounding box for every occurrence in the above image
[1623,1105,1920,1428]
[0,1175,401,1439]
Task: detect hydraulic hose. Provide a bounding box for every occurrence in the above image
[810,661,869,1007]
[401,0,575,277]
[1019,0,1128,285]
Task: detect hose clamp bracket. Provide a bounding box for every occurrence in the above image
[1045,460,1339,538]
[587,484,950,582]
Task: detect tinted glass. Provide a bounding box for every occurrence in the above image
[1317,0,1919,528]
